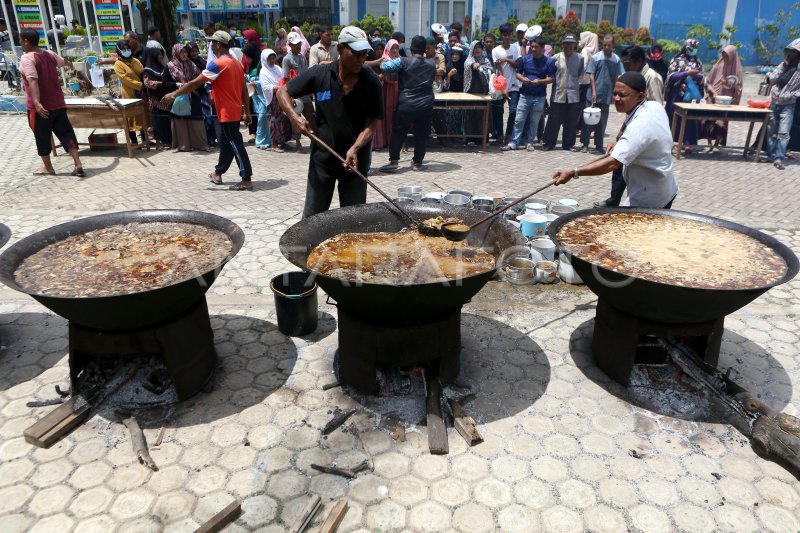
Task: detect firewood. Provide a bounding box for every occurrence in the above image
[120,413,158,471]
[319,500,348,533]
[24,394,92,448]
[751,414,800,472]
[391,423,406,442]
[425,372,448,455]
[194,500,241,533]
[310,460,369,479]
[322,409,357,435]
[448,399,483,446]
[288,494,321,533]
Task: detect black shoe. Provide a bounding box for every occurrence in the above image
[593,201,607,208]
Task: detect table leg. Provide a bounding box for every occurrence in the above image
[122,110,134,158]
[481,102,489,151]
[754,114,770,162]
[676,112,687,159]
[744,121,754,159]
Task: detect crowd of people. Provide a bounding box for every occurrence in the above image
[14,13,800,209]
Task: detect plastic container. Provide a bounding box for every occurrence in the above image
[271,272,318,336]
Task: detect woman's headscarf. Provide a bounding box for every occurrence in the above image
[705,44,743,103]
[167,43,198,83]
[463,40,493,93]
[579,31,598,57]
[288,25,310,56]
[242,29,265,73]
[667,39,703,77]
[274,28,288,54]
[187,41,205,70]
[382,39,400,61]
[259,48,282,107]
[448,47,466,92]
[115,39,133,62]
[141,46,165,79]
[544,44,553,57]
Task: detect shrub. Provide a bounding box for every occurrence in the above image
[634,27,653,46]
[657,38,682,55]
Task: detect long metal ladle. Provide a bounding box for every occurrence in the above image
[440,181,556,242]
[305,132,422,226]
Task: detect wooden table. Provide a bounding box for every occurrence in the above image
[433,93,492,150]
[671,102,772,161]
[61,98,150,158]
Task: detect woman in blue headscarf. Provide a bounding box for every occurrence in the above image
[665,39,704,153]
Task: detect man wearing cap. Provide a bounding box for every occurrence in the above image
[163,31,253,191]
[203,22,218,65]
[542,33,583,151]
[492,23,521,144]
[516,24,528,51]
[552,71,678,209]
[583,34,624,153]
[597,45,665,207]
[309,25,338,66]
[284,31,313,153]
[767,38,800,170]
[378,35,436,173]
[277,26,383,218]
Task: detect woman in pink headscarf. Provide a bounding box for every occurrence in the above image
[700,44,743,148]
[373,39,401,150]
[287,26,310,58]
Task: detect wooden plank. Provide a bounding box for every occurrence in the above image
[319,500,349,533]
[425,374,449,455]
[194,500,241,533]
[448,399,483,446]
[288,494,321,533]
[23,395,91,448]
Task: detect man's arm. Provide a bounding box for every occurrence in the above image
[161,73,206,103]
[589,73,596,103]
[27,77,48,117]
[380,57,404,73]
[344,118,376,172]
[552,154,622,185]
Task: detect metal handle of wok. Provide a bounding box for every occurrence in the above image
[305,131,419,226]
[325,295,338,307]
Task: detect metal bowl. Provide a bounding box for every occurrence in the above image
[443,193,471,207]
[448,189,474,199]
[398,185,422,201]
[472,198,495,212]
[503,256,536,285]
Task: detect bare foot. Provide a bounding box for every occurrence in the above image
[33,167,56,175]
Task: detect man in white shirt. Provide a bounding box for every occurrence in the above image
[309,25,338,66]
[552,72,678,209]
[492,23,520,144]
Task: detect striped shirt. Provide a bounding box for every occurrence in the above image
[551,52,583,103]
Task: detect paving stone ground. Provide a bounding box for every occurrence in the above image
[1,72,799,532]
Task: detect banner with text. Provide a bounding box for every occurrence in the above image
[12,0,47,47]
[93,0,125,53]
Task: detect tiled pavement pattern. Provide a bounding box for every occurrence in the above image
[1,72,799,531]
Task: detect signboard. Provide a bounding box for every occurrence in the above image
[187,0,205,10]
[261,0,280,10]
[182,0,280,10]
[206,0,223,9]
[93,0,125,53]
[12,0,47,47]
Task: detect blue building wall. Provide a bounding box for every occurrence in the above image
[733,0,800,66]
[649,0,727,65]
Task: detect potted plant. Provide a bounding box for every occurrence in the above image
[68,77,81,93]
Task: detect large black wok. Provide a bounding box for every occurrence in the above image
[280,202,524,323]
[0,210,245,330]
[548,207,799,324]
[0,224,9,250]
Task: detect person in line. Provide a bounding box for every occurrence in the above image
[309,26,323,46]
[483,32,496,63]
[542,33,583,152]
[576,31,598,139]
[582,34,624,153]
[187,41,217,147]
[426,37,446,89]
[515,23,528,51]
[702,44,743,148]
[502,37,554,152]
[245,48,271,151]
[164,31,253,190]
[0,18,15,52]
[98,31,143,65]
[277,26,383,218]
[439,46,466,141]
[492,23,521,145]
[391,32,406,57]
[146,27,166,54]
[553,72,678,209]
[309,25,339,66]
[113,39,144,145]
[287,26,310,58]
[18,28,84,176]
[228,25,243,48]
[166,43,209,152]
[378,35,436,172]
[372,38,400,151]
[647,43,668,81]
[665,39,704,154]
[597,45,665,207]
[260,48,291,152]
[463,40,493,146]
[283,31,314,152]
[767,39,800,170]
[242,29,265,143]
[274,28,288,55]
[202,22,218,65]
[141,46,175,150]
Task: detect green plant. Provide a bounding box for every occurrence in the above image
[634,27,653,46]
[686,24,711,42]
[657,38,682,55]
[530,3,556,43]
[84,51,98,57]
[352,13,393,37]
[755,2,800,65]
[552,10,581,40]
[580,22,598,34]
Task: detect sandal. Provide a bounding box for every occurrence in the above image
[209,173,223,185]
[71,168,86,177]
[229,181,253,191]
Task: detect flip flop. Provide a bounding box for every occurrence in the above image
[209,173,223,185]
[229,182,253,191]
[71,168,86,177]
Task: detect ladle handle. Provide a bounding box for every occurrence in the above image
[469,181,555,230]
[306,132,417,225]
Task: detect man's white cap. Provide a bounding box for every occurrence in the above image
[515,23,528,33]
[338,26,372,51]
[287,31,302,45]
[208,30,232,45]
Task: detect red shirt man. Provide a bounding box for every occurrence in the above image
[18,28,84,176]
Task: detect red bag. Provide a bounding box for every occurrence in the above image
[493,74,508,93]
[747,99,771,109]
